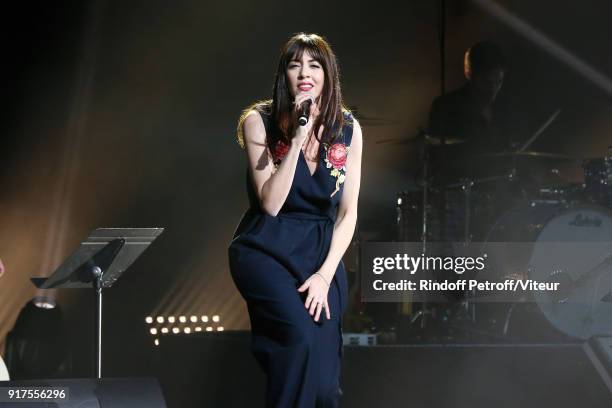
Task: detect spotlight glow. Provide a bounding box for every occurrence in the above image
[33,296,56,309]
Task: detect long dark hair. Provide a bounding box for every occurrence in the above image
[237,33,347,149]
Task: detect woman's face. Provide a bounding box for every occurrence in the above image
[286,50,325,100]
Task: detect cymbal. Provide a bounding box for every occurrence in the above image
[349,105,399,127]
[358,117,400,127]
[471,151,578,161]
[376,134,466,146]
[424,135,467,146]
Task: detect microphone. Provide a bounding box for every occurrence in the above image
[298,99,312,126]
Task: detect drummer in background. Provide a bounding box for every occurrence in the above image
[425,41,515,242]
[428,40,508,154]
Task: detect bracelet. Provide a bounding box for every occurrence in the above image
[314,272,330,287]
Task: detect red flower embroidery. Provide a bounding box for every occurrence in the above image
[326,143,348,169]
[273,140,290,162]
[323,143,349,197]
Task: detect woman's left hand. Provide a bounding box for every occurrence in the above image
[298,273,331,321]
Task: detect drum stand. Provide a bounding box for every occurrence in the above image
[408,143,435,329]
[461,178,474,244]
[460,178,477,324]
[455,172,514,325]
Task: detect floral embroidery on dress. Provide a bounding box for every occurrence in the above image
[271,140,290,171]
[324,143,349,197]
[271,139,349,197]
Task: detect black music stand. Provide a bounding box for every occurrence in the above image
[31,228,164,379]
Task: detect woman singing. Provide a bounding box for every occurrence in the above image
[228,33,362,407]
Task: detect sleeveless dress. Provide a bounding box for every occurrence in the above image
[228,109,353,408]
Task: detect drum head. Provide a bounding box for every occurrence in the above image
[480,203,564,284]
[530,206,612,339]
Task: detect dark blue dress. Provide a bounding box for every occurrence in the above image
[228,109,353,408]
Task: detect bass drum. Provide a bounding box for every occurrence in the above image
[481,203,612,340]
[530,206,612,339]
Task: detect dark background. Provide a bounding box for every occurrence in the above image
[1,0,611,376]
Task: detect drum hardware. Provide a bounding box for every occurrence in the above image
[547,270,574,304]
[443,172,514,245]
[478,205,612,340]
[517,109,562,153]
[375,129,467,147]
[502,303,516,336]
[397,130,466,326]
[583,156,611,207]
[545,253,612,304]
[410,134,434,327]
[461,179,474,244]
[469,150,579,161]
[348,105,399,128]
[388,119,610,341]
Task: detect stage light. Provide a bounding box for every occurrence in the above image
[156,316,164,324]
[195,327,202,332]
[168,316,176,323]
[32,296,56,309]
[161,327,169,334]
[201,315,209,322]
[190,316,198,323]
[212,315,220,322]
[154,339,159,346]
[184,327,191,334]
[5,298,67,379]
[145,316,153,324]
[217,327,224,331]
[179,316,187,323]
[150,328,158,335]
[172,328,180,334]
[206,327,213,332]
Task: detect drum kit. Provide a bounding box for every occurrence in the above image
[388,131,612,341]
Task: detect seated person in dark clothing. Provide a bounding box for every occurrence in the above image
[428,40,507,152]
[426,42,515,240]
[427,41,513,186]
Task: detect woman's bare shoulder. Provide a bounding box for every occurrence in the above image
[237,102,270,148]
[242,110,266,145]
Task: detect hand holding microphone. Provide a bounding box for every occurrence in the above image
[298,99,313,126]
[293,93,317,127]
[291,93,317,148]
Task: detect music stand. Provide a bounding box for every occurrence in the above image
[31,228,164,379]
